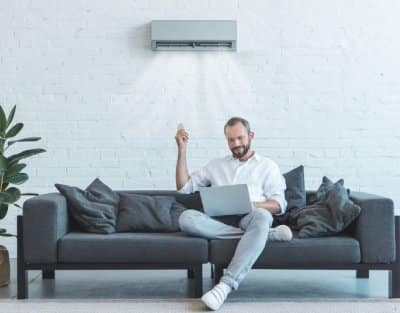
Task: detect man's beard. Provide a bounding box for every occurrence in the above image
[231,142,251,159]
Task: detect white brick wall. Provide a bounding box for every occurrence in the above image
[1,0,399,258]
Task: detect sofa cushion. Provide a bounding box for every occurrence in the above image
[116,193,186,232]
[308,176,349,205]
[273,165,306,227]
[116,190,203,211]
[283,165,306,211]
[294,176,361,238]
[209,235,360,265]
[58,232,208,263]
[55,178,119,234]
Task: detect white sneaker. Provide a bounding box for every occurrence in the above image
[201,282,231,310]
[268,225,293,241]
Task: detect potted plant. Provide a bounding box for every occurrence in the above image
[0,104,46,286]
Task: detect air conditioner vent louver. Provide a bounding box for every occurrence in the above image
[151,20,237,51]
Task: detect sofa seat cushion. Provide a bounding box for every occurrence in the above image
[209,235,360,266]
[58,232,208,263]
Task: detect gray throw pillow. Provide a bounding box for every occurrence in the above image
[309,176,350,204]
[283,165,306,211]
[116,193,187,232]
[273,165,306,227]
[55,178,119,234]
[297,177,361,238]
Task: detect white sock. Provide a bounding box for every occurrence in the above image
[201,282,232,310]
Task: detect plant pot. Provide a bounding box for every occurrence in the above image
[0,245,10,287]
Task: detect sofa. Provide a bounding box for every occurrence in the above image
[17,189,399,299]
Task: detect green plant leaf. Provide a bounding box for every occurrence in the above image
[6,105,16,128]
[0,187,21,204]
[7,137,41,147]
[7,148,46,166]
[4,172,28,184]
[0,228,6,233]
[0,154,7,174]
[5,122,23,138]
[0,106,7,135]
[5,162,26,176]
[4,163,26,178]
[0,203,8,219]
[0,233,15,237]
[0,138,5,152]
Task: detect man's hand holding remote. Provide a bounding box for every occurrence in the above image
[175,123,189,152]
[175,123,190,190]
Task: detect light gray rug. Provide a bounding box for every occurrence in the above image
[1,299,400,313]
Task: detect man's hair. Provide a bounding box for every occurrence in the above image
[224,117,251,134]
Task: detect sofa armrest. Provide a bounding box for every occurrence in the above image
[349,191,395,263]
[23,193,69,264]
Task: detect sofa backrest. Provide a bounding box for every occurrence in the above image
[115,190,203,211]
[67,189,319,232]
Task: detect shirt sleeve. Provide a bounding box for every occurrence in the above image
[177,165,211,194]
[263,161,287,216]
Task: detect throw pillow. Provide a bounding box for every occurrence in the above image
[116,193,187,232]
[272,165,306,227]
[309,176,350,204]
[283,165,307,211]
[55,178,119,234]
[297,176,361,238]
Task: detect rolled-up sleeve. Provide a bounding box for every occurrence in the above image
[263,162,287,216]
[177,166,211,194]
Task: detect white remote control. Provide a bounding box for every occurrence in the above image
[177,123,185,131]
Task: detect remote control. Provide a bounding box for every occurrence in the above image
[177,123,185,131]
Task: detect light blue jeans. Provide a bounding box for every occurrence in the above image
[178,208,273,290]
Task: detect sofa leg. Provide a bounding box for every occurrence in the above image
[17,266,27,300]
[17,215,27,299]
[214,265,223,285]
[187,268,194,279]
[389,216,400,298]
[389,269,400,298]
[42,270,55,280]
[193,265,203,298]
[356,269,369,278]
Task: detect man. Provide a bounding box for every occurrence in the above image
[175,117,292,310]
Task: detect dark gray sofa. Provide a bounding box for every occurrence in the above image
[17,190,400,299]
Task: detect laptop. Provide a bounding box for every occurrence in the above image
[199,184,252,217]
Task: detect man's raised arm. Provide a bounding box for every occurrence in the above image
[175,127,190,190]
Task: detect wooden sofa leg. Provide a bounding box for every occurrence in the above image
[193,265,203,298]
[42,270,55,279]
[389,216,400,298]
[356,269,369,278]
[214,265,223,285]
[17,215,27,299]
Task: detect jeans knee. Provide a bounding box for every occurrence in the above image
[178,209,199,232]
[251,208,273,228]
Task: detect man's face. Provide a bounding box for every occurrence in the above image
[225,123,254,159]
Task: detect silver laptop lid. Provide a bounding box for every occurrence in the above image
[199,184,252,217]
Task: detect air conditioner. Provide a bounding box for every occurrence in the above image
[151,20,237,51]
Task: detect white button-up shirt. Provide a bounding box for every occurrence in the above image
[178,152,287,216]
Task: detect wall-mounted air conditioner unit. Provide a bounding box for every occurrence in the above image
[151,20,237,51]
